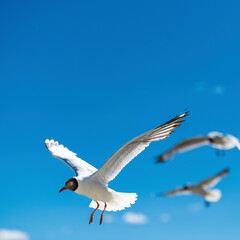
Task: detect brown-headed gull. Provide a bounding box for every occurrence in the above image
[157,132,240,162]
[161,168,229,206]
[45,111,188,225]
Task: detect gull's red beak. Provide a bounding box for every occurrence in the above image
[59,187,66,193]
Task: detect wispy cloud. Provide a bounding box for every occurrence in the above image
[104,214,114,223]
[193,81,208,93]
[188,202,203,213]
[123,212,148,224]
[0,229,29,240]
[213,85,225,95]
[159,213,171,223]
[61,226,72,235]
[193,82,225,95]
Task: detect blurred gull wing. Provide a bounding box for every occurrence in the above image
[161,187,192,197]
[45,139,97,179]
[197,168,229,189]
[157,136,210,162]
[90,111,189,185]
[226,135,240,150]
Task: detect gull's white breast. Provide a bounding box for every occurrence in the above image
[75,177,113,202]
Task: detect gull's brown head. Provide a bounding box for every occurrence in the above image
[183,185,190,190]
[59,177,78,193]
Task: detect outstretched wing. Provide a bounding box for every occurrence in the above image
[45,139,97,179]
[161,187,192,197]
[90,111,189,185]
[226,134,240,150]
[157,136,210,162]
[198,168,229,189]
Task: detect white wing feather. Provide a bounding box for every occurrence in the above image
[90,112,188,185]
[45,139,97,179]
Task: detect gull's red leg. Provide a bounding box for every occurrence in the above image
[89,201,99,224]
[99,202,107,225]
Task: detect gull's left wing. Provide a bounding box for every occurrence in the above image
[161,187,192,197]
[45,139,97,179]
[157,135,210,162]
[90,111,189,185]
[198,168,229,189]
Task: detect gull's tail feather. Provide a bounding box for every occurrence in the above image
[89,191,138,212]
[205,189,222,202]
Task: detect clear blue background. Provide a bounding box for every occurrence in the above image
[1,0,240,239]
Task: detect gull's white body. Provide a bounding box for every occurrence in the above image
[75,178,111,203]
[185,185,222,202]
[158,131,240,162]
[45,112,188,213]
[162,168,229,203]
[75,177,135,211]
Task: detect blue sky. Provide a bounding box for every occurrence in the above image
[1,0,240,239]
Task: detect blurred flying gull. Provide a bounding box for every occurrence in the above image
[160,168,229,206]
[157,132,240,162]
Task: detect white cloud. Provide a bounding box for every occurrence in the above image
[123,212,148,224]
[193,82,225,95]
[61,226,72,235]
[213,85,225,95]
[159,213,171,223]
[188,202,203,213]
[104,214,114,223]
[193,82,207,93]
[0,229,29,240]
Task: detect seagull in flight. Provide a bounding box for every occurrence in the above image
[45,112,188,225]
[161,168,229,206]
[157,132,240,163]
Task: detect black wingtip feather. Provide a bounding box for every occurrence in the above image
[222,168,230,175]
[178,120,186,124]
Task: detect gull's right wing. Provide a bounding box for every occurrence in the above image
[198,168,229,189]
[90,111,189,185]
